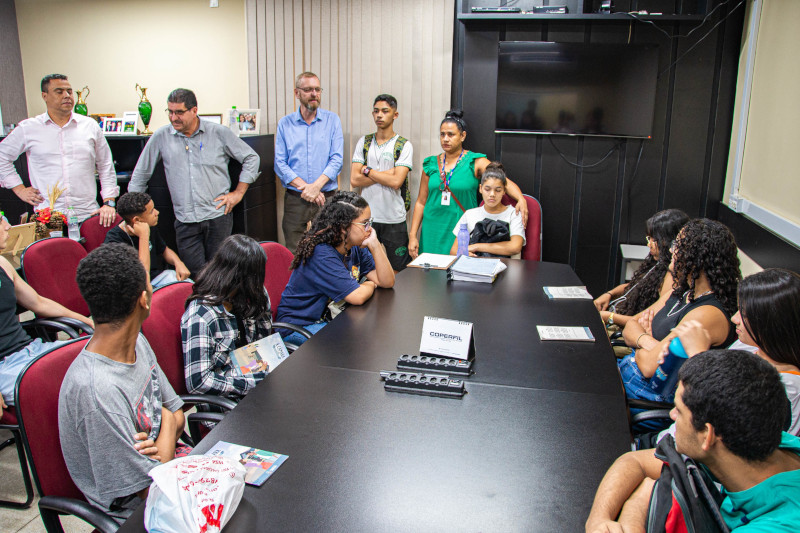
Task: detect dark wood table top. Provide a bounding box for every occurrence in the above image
[118,260,630,532]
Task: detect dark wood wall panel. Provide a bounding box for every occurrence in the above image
[454,6,746,295]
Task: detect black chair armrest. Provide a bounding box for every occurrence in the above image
[631,409,673,425]
[273,321,313,339]
[38,495,119,533]
[187,412,226,445]
[22,318,79,340]
[51,316,94,335]
[610,338,628,348]
[628,398,674,411]
[180,394,237,412]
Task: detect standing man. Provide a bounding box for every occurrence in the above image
[129,88,260,276]
[275,72,343,252]
[0,74,118,225]
[350,94,413,272]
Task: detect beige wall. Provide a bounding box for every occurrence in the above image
[725,0,800,226]
[16,0,249,131]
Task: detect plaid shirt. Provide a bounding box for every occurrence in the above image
[181,299,273,399]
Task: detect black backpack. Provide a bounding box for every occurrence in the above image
[646,435,730,533]
[362,133,410,211]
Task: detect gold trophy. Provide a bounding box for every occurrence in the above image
[135,83,153,135]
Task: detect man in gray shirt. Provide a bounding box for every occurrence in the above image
[129,88,260,275]
[59,244,186,522]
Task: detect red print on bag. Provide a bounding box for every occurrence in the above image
[199,503,224,533]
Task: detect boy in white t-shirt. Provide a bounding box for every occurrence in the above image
[350,94,414,271]
[450,162,525,258]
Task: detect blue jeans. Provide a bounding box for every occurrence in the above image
[618,352,675,431]
[0,338,65,406]
[282,322,327,347]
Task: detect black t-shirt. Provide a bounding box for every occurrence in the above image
[104,225,168,278]
[0,267,32,361]
[651,290,738,348]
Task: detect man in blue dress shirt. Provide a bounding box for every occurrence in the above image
[274,72,343,252]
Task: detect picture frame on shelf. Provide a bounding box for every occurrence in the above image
[90,113,114,127]
[121,111,138,135]
[200,113,223,124]
[102,117,123,135]
[235,109,259,134]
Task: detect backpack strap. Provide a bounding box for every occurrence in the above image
[362,133,374,164]
[393,136,411,211]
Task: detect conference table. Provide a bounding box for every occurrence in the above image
[119,259,631,532]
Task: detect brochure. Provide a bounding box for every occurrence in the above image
[229,332,290,376]
[543,286,593,299]
[536,325,596,342]
[205,441,288,486]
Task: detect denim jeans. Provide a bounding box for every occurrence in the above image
[0,338,65,406]
[282,321,327,347]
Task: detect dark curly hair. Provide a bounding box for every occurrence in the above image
[186,234,271,320]
[291,191,369,269]
[738,268,800,369]
[671,218,741,317]
[117,191,152,224]
[77,243,147,326]
[679,349,786,462]
[615,209,689,315]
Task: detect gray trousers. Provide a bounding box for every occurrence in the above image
[174,213,233,276]
[282,190,336,253]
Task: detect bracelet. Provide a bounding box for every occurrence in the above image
[607,313,615,327]
[636,332,648,349]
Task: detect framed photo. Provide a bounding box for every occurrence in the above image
[90,113,115,127]
[200,113,223,125]
[102,117,123,135]
[235,109,260,134]
[121,111,139,134]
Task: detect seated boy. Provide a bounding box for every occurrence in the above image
[104,192,190,287]
[59,244,187,522]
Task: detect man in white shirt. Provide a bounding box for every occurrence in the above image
[0,74,118,225]
[350,94,413,272]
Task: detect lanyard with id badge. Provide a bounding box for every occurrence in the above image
[439,151,467,212]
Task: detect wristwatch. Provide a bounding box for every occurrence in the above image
[103,200,116,208]
[362,166,372,177]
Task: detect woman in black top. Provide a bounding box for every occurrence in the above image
[618,218,741,402]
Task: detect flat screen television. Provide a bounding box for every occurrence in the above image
[496,41,660,139]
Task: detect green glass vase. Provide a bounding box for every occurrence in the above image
[135,83,153,135]
[74,86,89,116]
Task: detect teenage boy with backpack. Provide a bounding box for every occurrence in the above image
[585,349,800,533]
[350,94,413,272]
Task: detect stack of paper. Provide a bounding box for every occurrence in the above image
[543,286,593,299]
[447,256,507,283]
[408,253,457,270]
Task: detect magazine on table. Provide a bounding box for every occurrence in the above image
[205,441,289,486]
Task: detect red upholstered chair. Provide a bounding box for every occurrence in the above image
[0,318,93,509]
[79,213,123,253]
[20,237,90,316]
[141,281,236,444]
[259,241,294,320]
[14,337,119,532]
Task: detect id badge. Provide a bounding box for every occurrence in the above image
[441,191,451,206]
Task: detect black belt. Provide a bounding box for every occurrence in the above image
[285,188,337,199]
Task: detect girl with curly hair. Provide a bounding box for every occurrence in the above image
[619,218,741,403]
[276,191,395,345]
[595,209,690,328]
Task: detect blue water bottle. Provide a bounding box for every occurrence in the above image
[648,337,689,395]
[457,223,469,256]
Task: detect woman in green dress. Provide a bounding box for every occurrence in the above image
[408,110,529,257]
